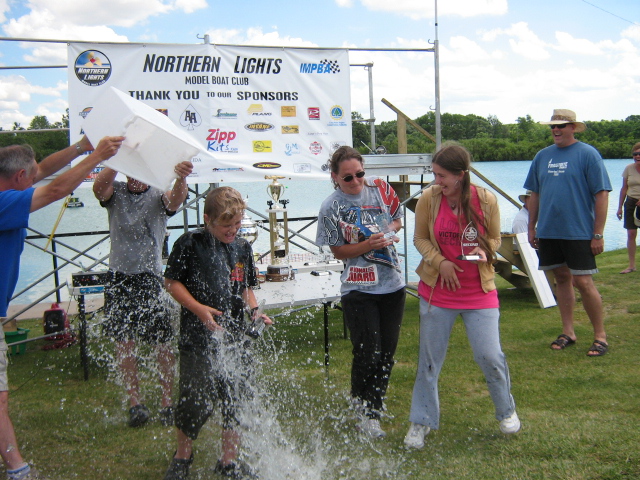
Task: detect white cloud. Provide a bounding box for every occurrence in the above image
[622,25,640,42]
[2,9,129,63]
[554,31,636,56]
[0,75,66,128]
[0,0,8,23]
[483,22,549,60]
[338,0,507,20]
[10,0,206,28]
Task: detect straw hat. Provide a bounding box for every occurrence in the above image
[539,109,586,133]
[518,190,532,203]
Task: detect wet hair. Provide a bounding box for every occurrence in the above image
[432,142,495,259]
[632,142,640,155]
[204,186,245,223]
[0,144,37,179]
[328,146,365,190]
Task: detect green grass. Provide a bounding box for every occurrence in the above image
[4,248,640,479]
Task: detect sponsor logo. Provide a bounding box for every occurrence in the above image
[156,108,169,116]
[330,141,346,153]
[327,105,348,127]
[180,105,201,130]
[308,107,320,120]
[281,106,296,117]
[247,104,272,116]
[245,122,274,132]
[309,141,323,155]
[79,107,93,119]
[285,143,301,156]
[212,167,245,172]
[293,163,312,173]
[299,59,341,74]
[252,162,281,169]
[213,108,237,119]
[206,129,238,153]
[253,141,273,153]
[281,125,299,134]
[74,50,112,86]
[330,105,344,120]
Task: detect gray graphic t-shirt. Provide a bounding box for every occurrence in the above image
[316,178,405,295]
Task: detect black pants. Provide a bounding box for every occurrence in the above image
[341,288,406,419]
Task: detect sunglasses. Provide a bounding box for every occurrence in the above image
[341,170,365,182]
[633,152,640,157]
[549,124,570,130]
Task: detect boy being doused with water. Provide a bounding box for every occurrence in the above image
[162,186,271,480]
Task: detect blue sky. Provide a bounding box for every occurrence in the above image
[1,0,639,130]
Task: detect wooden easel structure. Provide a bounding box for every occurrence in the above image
[380,99,556,309]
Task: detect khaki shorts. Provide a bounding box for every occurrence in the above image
[0,349,8,392]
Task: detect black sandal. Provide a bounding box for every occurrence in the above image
[587,340,608,357]
[550,334,576,350]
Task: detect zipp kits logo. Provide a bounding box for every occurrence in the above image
[252,162,281,169]
[74,50,112,86]
[206,129,238,153]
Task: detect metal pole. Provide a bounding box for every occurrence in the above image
[434,0,442,149]
[366,63,376,150]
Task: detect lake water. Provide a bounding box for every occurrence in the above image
[14,158,631,305]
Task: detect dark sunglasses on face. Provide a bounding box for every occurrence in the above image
[341,170,366,182]
[633,152,640,157]
[549,124,570,130]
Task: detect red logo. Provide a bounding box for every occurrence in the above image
[308,107,320,120]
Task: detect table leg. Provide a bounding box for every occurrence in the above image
[78,295,89,381]
[323,302,329,368]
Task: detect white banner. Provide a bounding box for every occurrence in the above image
[67,43,352,184]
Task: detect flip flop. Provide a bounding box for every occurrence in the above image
[550,334,576,350]
[587,340,608,357]
[619,268,636,274]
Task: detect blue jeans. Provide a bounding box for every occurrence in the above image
[409,299,516,429]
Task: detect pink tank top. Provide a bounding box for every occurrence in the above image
[418,187,499,309]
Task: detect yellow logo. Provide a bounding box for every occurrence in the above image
[253,141,273,153]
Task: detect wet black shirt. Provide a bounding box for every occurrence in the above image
[164,228,258,352]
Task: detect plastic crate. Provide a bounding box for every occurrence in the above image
[5,328,30,355]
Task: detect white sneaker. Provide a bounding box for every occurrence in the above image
[356,418,386,438]
[499,412,521,434]
[404,422,430,449]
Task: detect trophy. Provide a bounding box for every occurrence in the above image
[265,175,293,282]
[237,209,260,246]
[457,221,481,261]
[373,211,398,240]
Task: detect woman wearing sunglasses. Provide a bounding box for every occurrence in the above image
[316,146,405,439]
[404,143,520,449]
[615,142,640,274]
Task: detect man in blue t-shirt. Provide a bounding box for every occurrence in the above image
[0,135,122,480]
[524,108,611,358]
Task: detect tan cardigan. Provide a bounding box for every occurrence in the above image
[413,184,501,293]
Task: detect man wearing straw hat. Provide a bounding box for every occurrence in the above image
[524,109,611,357]
[0,135,123,480]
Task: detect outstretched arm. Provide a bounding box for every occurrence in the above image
[163,161,193,211]
[30,136,124,212]
[34,135,94,183]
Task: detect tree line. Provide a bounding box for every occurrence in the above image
[3,110,640,163]
[353,112,640,161]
